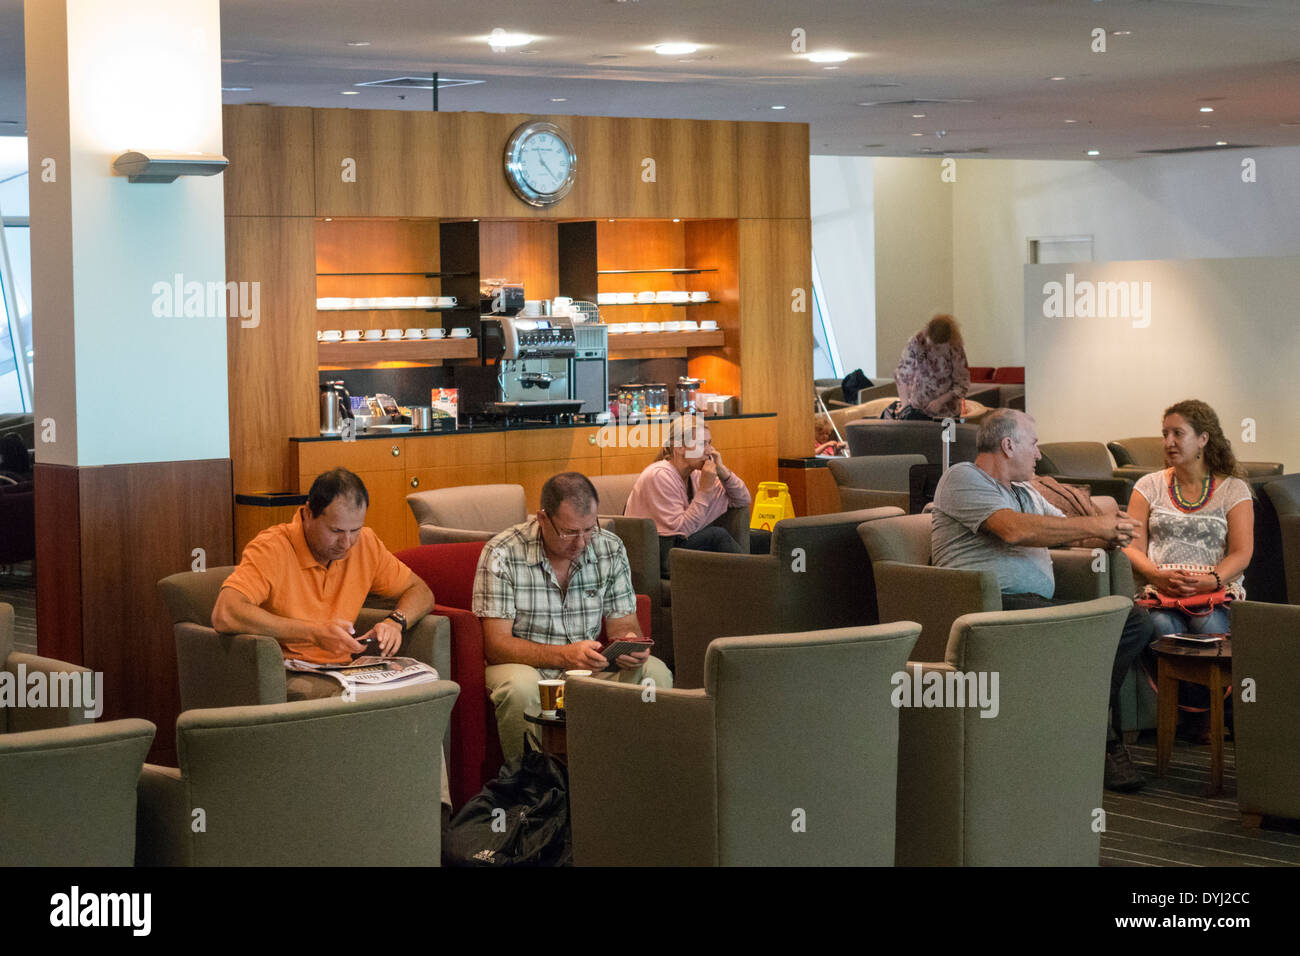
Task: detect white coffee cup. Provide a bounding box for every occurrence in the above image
[364,329,384,340]
[343,329,362,341]
[426,327,446,339]
[321,329,343,342]
[451,327,471,338]
[553,297,572,309]
[700,320,719,331]
[436,296,457,307]
[405,327,425,339]
[384,328,403,340]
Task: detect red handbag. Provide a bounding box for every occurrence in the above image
[1135,564,1233,617]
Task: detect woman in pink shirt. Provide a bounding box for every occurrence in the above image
[893,313,971,420]
[625,416,753,576]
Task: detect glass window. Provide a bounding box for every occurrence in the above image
[0,136,31,413]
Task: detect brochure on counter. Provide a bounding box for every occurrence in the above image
[285,656,440,693]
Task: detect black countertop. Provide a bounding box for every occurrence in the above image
[290,411,776,442]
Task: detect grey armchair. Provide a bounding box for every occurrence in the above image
[827,454,927,512]
[135,681,458,866]
[843,419,979,466]
[1037,441,1134,505]
[896,597,1131,865]
[1,718,156,866]
[2,602,98,734]
[406,483,527,544]
[156,568,450,710]
[1108,436,1282,480]
[1230,601,1300,827]
[669,508,904,688]
[566,622,922,866]
[1262,476,1300,604]
[858,511,1131,664]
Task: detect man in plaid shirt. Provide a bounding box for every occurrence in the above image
[473,472,673,762]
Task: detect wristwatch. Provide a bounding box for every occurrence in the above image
[385,610,408,631]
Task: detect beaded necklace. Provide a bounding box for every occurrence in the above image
[1169,470,1214,513]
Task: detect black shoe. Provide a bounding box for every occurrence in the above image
[1105,742,1145,792]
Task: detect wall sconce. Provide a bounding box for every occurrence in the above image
[111,150,229,183]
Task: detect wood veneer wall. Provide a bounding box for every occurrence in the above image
[222,106,813,491]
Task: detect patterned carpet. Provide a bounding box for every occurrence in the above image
[1102,734,1300,866]
[0,560,36,654]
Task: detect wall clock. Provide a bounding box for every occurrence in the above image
[504,120,577,207]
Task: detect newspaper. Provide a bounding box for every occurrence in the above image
[284,656,440,695]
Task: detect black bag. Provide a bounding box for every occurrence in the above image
[442,738,573,867]
[840,369,873,405]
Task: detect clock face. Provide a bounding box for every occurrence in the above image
[505,122,577,206]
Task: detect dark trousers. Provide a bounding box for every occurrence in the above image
[1000,593,1156,735]
[659,525,743,578]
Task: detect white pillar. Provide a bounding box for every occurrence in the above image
[26,0,228,466]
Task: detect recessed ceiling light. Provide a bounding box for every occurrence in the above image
[340,90,360,95]
[518,50,540,55]
[1049,76,1066,81]
[1064,118,1078,124]
[911,132,923,137]
[672,218,681,223]
[770,105,786,110]
[654,42,698,56]
[912,113,926,119]
[1111,30,1132,37]
[1198,123,1212,129]
[1199,106,1215,113]
[323,218,332,222]
[488,29,534,50]
[807,51,850,64]
[221,87,253,92]
[551,97,567,102]
[346,41,371,47]
[1216,140,1228,146]
[823,66,840,71]
[1086,149,1100,156]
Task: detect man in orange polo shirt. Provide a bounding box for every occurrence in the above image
[213,467,434,696]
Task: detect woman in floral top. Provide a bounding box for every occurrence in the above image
[893,314,971,420]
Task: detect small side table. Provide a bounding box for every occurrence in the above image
[524,708,568,760]
[1153,636,1232,794]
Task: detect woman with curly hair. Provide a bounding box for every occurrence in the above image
[1122,399,1254,641]
[891,313,971,420]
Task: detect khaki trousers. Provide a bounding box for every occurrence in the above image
[484,657,674,765]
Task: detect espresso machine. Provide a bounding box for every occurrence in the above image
[456,314,585,420]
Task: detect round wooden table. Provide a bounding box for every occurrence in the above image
[524,708,568,760]
[1152,636,1232,794]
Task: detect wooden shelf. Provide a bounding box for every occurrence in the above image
[598,267,718,275]
[317,339,478,363]
[607,329,723,359]
[598,299,716,307]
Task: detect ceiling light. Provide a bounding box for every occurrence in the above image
[1049,76,1066,81]
[1198,123,1212,129]
[1111,31,1132,36]
[770,105,786,110]
[911,132,923,137]
[807,51,850,64]
[340,90,360,95]
[551,97,567,102]
[1064,119,1078,124]
[654,42,698,56]
[1086,149,1100,156]
[324,218,332,222]
[488,29,534,50]
[221,87,253,92]
[823,66,840,71]
[912,113,926,118]
[1199,106,1215,113]
[346,41,371,47]
[672,218,681,223]
[1216,140,1228,146]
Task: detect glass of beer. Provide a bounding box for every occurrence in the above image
[538,679,564,718]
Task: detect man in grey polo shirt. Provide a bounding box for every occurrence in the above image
[473,471,673,763]
[932,409,1155,791]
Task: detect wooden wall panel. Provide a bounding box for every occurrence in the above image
[34,463,83,665]
[222,106,315,217]
[737,122,811,220]
[226,217,318,493]
[685,219,741,396]
[739,219,814,458]
[404,431,505,470]
[305,109,741,220]
[480,221,560,300]
[79,459,233,764]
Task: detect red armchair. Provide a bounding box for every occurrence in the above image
[992,366,1025,384]
[397,542,652,809]
[968,366,995,383]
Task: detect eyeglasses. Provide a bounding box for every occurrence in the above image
[543,511,597,541]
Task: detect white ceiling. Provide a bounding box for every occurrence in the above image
[2,0,1299,160]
